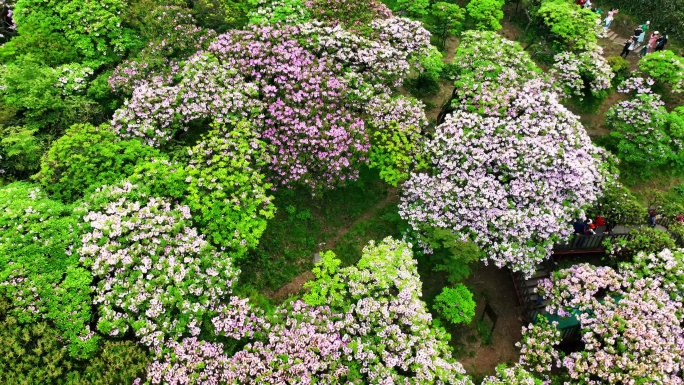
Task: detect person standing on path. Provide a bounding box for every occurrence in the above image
[648,31,660,54]
[602,11,615,35]
[620,38,634,58]
[655,32,668,51]
[637,21,649,44]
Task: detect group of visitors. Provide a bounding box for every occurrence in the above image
[573,216,612,236]
[615,19,669,58]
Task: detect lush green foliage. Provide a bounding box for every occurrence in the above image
[429,2,465,50]
[433,284,476,325]
[0,125,44,179]
[639,51,684,93]
[34,123,162,202]
[397,0,429,18]
[5,0,140,65]
[606,55,630,84]
[536,0,599,51]
[607,81,684,178]
[604,227,676,259]
[466,0,504,30]
[588,180,644,223]
[0,56,101,131]
[0,183,95,359]
[184,121,275,253]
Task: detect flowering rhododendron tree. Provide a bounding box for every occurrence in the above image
[607,77,684,175]
[144,238,474,384]
[439,31,542,121]
[112,17,435,190]
[620,248,684,303]
[78,182,240,347]
[550,45,613,99]
[516,317,562,375]
[520,262,684,384]
[401,78,608,276]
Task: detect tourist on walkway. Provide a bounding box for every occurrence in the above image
[637,21,649,44]
[620,38,634,58]
[676,213,684,223]
[648,209,657,227]
[655,32,668,51]
[648,31,660,54]
[584,219,596,235]
[602,13,614,34]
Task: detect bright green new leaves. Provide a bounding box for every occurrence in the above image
[0,56,100,131]
[430,2,465,50]
[466,0,504,31]
[185,121,275,255]
[639,50,684,93]
[536,0,599,51]
[433,284,476,325]
[397,0,430,18]
[7,0,140,65]
[0,183,95,358]
[247,0,310,25]
[0,125,43,179]
[35,123,163,202]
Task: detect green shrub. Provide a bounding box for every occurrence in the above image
[638,50,684,93]
[34,123,163,202]
[433,284,476,325]
[0,126,44,179]
[0,183,95,358]
[607,55,630,84]
[536,0,599,51]
[0,56,102,131]
[397,0,429,18]
[184,121,275,254]
[466,0,504,30]
[429,2,465,51]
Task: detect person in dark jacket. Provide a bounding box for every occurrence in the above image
[620,38,633,58]
[655,33,668,51]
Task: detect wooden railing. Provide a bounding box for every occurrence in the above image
[553,233,633,252]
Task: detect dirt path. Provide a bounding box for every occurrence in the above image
[269,187,398,301]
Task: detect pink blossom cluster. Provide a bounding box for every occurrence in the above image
[112,52,262,147]
[78,182,240,347]
[207,26,369,189]
[620,248,684,302]
[521,262,684,384]
[366,94,428,132]
[481,364,541,385]
[516,317,562,374]
[566,283,684,384]
[618,76,655,94]
[551,45,613,99]
[400,79,607,276]
[143,238,474,384]
[550,52,585,98]
[536,263,623,316]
